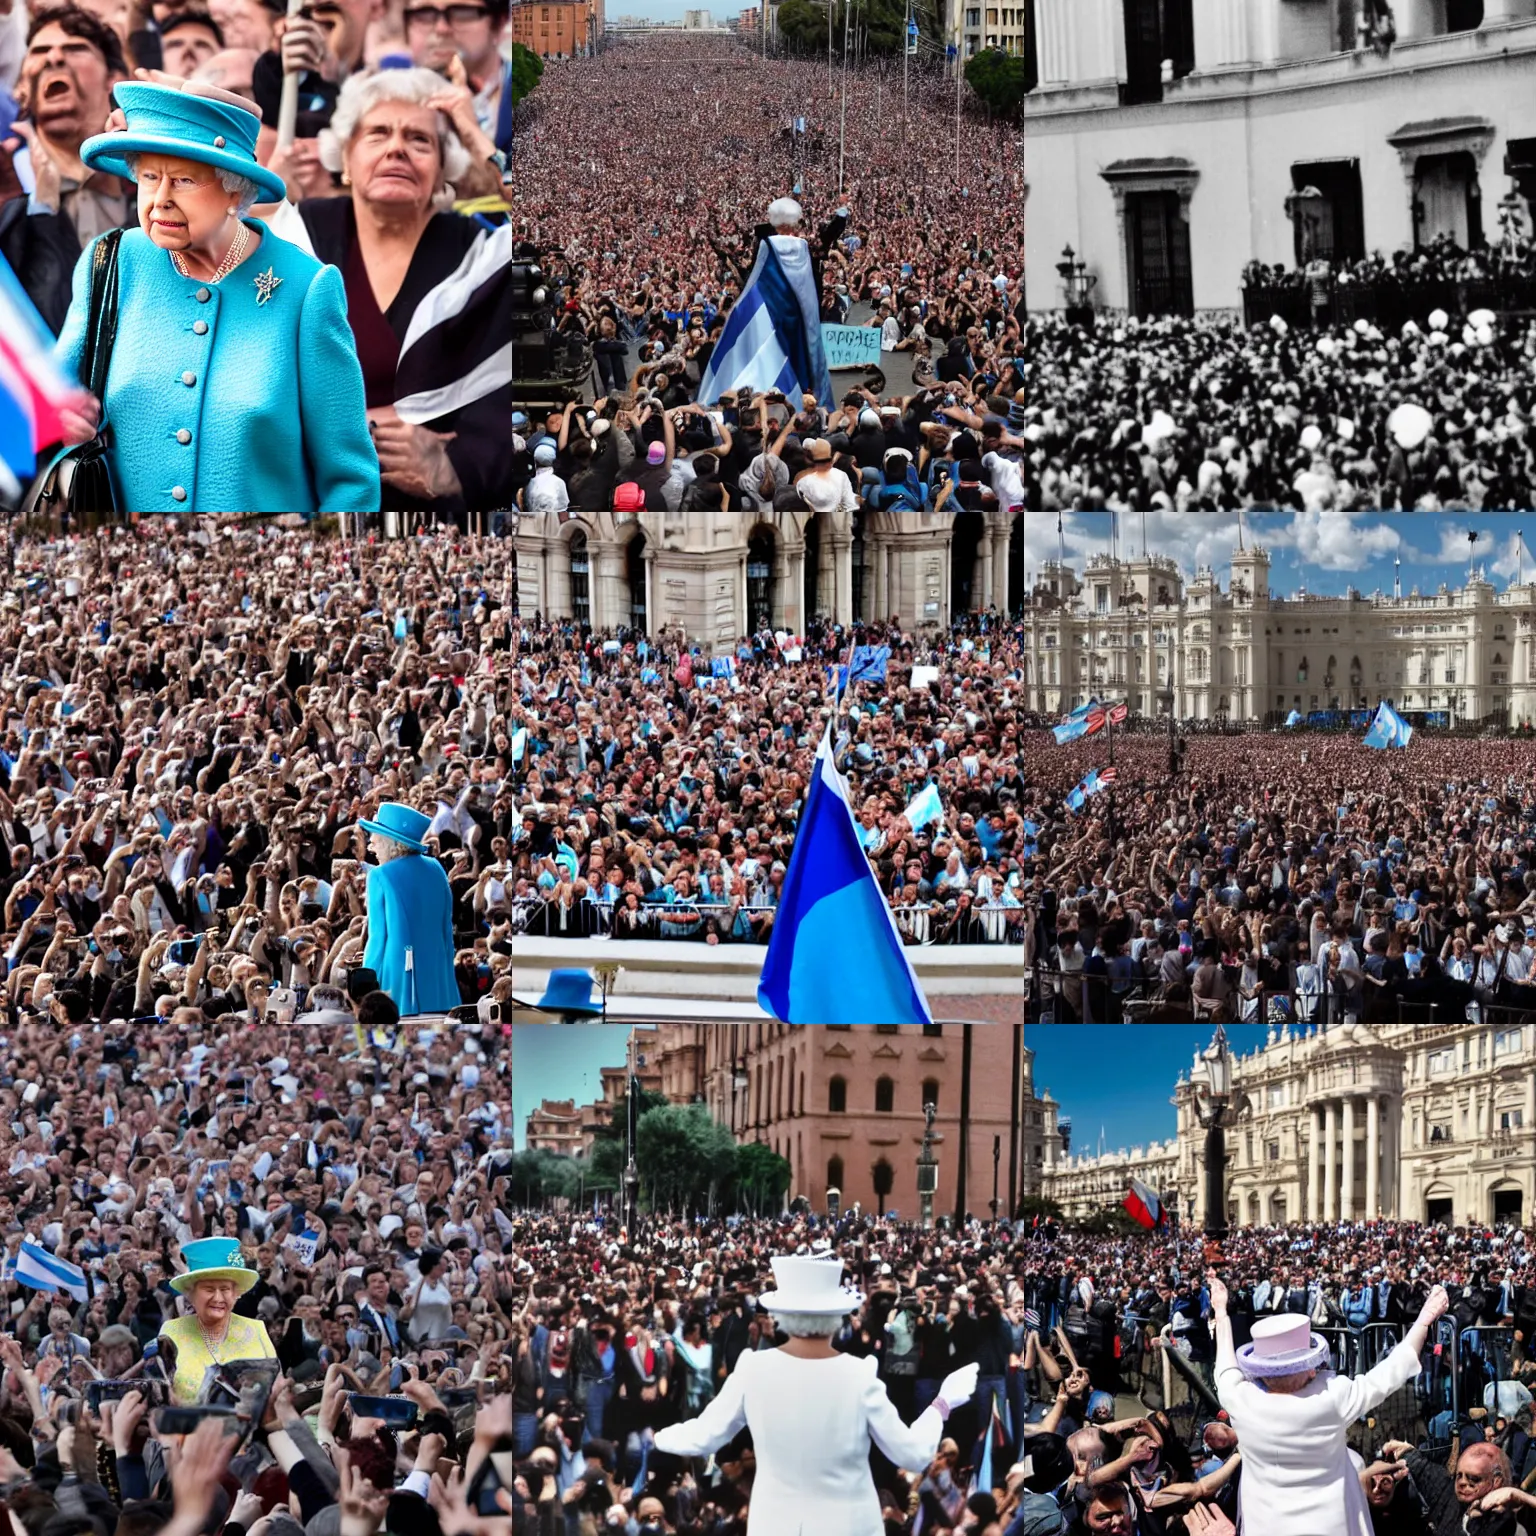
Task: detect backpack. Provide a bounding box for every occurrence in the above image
[613,481,645,511]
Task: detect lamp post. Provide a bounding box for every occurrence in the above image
[623,1029,641,1235]
[1192,1025,1235,1243]
[990,1134,1001,1223]
[917,1102,938,1231]
[1055,244,1097,329]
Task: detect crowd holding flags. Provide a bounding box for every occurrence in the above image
[1065,766,1117,813]
[1363,700,1414,750]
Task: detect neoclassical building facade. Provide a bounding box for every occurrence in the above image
[1043,1023,1536,1231]
[513,511,1024,647]
[1025,543,1536,726]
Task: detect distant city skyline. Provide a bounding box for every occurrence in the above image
[511,1025,1269,1153]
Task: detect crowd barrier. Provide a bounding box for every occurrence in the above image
[510,896,1024,944]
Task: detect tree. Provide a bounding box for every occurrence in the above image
[777,0,940,58]
[871,1158,894,1217]
[590,1086,670,1149]
[964,48,1029,120]
[636,1104,738,1215]
[731,1142,793,1216]
[511,42,544,109]
[1075,1207,1144,1237]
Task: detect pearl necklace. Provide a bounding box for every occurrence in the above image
[172,220,251,285]
[196,1315,232,1363]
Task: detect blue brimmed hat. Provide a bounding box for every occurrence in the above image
[80,80,287,206]
[358,803,432,854]
[171,1237,259,1296]
[535,969,602,1017]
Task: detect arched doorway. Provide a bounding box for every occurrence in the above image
[951,511,985,615]
[803,514,822,620]
[626,532,647,633]
[1007,512,1024,615]
[568,530,591,625]
[747,527,777,630]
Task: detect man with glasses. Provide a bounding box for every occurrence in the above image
[402,0,509,184]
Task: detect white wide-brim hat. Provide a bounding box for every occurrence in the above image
[1235,1314,1331,1378]
[760,1253,864,1315]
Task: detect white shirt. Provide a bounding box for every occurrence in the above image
[982,451,1025,511]
[524,467,569,514]
[796,466,858,515]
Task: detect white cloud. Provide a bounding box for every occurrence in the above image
[1021,512,1244,585]
[1428,522,1532,582]
[1286,512,1401,572]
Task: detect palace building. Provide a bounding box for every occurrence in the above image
[512,512,1025,647]
[1022,1,1536,318]
[1023,541,1536,726]
[1043,1022,1536,1230]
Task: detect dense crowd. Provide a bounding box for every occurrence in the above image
[511,37,1028,515]
[506,610,1026,947]
[494,1208,1536,1534]
[1023,732,1536,1023]
[0,514,518,1531]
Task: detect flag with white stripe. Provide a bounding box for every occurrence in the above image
[9,1237,88,1300]
[697,235,833,407]
[394,223,511,425]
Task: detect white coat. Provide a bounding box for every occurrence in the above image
[652,1347,944,1536]
[1215,1329,1422,1536]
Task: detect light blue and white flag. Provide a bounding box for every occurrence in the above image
[697,234,834,406]
[758,726,933,1025]
[510,726,528,763]
[10,1237,87,1300]
[1051,698,1101,745]
[1363,701,1413,750]
[1285,710,1302,728]
[903,782,944,833]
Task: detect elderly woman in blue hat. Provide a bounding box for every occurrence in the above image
[52,78,378,514]
[160,1237,276,1404]
[359,802,458,1017]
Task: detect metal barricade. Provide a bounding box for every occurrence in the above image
[1458,1323,1521,1418]
[1313,1326,1355,1376]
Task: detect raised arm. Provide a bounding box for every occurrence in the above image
[651,1353,749,1458]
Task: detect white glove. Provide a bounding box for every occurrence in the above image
[934,1363,979,1418]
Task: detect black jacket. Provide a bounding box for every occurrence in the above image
[0,195,137,340]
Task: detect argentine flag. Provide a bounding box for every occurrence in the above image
[697,234,833,407]
[903,782,944,834]
[1285,710,1302,728]
[9,1237,88,1300]
[1363,701,1413,750]
[1051,698,1101,745]
[758,726,933,1025]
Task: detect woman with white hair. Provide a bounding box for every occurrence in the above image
[260,67,511,521]
[51,77,378,514]
[653,1254,978,1536]
[1210,1269,1448,1536]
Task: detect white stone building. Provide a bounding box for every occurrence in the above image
[1023,540,1536,726]
[1046,1137,1182,1221]
[1022,1,1536,317]
[1042,1022,1536,1230]
[513,511,1024,645]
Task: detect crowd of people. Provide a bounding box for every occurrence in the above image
[0,0,513,516]
[0,517,519,1529]
[511,37,1029,515]
[1023,731,1536,1025]
[489,1206,1536,1535]
[506,609,1026,948]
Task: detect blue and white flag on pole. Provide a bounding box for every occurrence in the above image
[697,234,834,407]
[1051,698,1102,745]
[1363,701,1413,750]
[903,782,944,833]
[1285,710,1302,728]
[10,1237,87,1300]
[758,726,933,1025]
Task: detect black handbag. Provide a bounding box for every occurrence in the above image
[22,227,124,525]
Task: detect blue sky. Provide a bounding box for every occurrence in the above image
[1023,512,1536,601]
[513,1024,1271,1154]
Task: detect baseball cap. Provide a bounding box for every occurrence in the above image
[646,441,667,465]
[533,444,556,466]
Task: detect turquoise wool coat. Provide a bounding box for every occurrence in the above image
[56,220,379,514]
[361,854,459,1017]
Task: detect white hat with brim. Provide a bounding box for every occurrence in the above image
[1235,1314,1330,1378]
[760,1253,864,1315]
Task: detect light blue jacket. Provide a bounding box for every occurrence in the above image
[362,854,459,1017]
[56,220,379,514]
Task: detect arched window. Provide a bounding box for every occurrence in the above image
[874,1076,894,1113]
[827,1155,844,1192]
[922,1078,940,1114]
[828,1076,847,1114]
[568,531,590,625]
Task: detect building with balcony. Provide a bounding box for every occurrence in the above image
[1042,1022,1536,1230]
[511,0,603,57]
[1022,0,1536,317]
[1023,540,1536,726]
[1047,1138,1183,1221]
[959,0,1033,60]
[513,511,1024,644]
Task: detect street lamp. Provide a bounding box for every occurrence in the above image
[1192,1025,1237,1243]
[1055,244,1097,328]
[917,1102,939,1231]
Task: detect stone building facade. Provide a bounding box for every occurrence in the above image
[513,511,1024,649]
[1043,1022,1536,1230]
[1025,543,1536,726]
